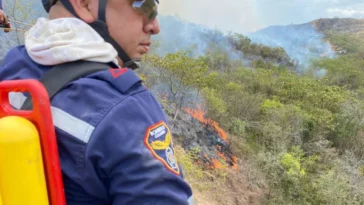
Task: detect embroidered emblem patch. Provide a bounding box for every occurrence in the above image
[144,121,180,175]
[109,68,128,78]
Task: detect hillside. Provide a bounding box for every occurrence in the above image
[140,16,364,205]
[151,15,295,70]
[247,17,364,64]
[315,18,364,56]
[152,16,364,72]
[311,18,364,34]
[251,18,364,38]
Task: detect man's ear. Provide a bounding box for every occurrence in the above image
[68,0,96,23]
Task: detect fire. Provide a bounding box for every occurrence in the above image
[203,155,226,170]
[184,106,228,141]
[217,149,227,160]
[211,159,224,169]
[184,106,238,171]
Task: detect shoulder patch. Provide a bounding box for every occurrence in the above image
[144,121,180,176]
[109,68,128,78]
[101,68,142,93]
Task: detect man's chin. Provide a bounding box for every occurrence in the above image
[117,50,146,67]
[131,51,147,61]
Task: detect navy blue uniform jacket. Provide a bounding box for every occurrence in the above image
[0,45,194,205]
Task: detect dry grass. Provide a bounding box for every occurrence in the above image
[175,145,268,205]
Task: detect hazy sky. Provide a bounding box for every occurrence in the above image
[158,0,364,34]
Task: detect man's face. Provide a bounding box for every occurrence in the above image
[106,0,160,63]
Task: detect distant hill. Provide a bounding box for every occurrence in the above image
[247,17,364,66]
[312,18,364,55]
[151,15,295,69]
[246,20,336,67]
[152,16,364,70]
[311,18,364,34]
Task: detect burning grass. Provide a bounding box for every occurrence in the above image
[175,144,267,205]
[184,106,238,171]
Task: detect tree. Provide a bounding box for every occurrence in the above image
[1,0,40,58]
[145,50,209,121]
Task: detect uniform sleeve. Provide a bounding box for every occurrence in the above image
[85,90,194,205]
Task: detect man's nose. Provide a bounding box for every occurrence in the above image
[144,18,160,35]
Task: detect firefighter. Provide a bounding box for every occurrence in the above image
[0,0,194,204]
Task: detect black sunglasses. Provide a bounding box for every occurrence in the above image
[132,0,159,20]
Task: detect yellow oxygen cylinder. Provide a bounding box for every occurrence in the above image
[0,116,49,205]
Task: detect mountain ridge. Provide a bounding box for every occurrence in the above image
[251,17,364,35]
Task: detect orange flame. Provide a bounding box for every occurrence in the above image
[203,154,226,170]
[184,106,228,141]
[184,106,238,171]
[211,159,225,169]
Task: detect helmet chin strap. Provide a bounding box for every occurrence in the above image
[60,0,140,69]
